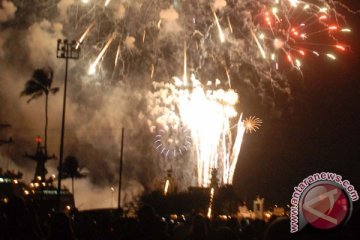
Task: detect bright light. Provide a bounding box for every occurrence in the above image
[326,53,336,60]
[271,53,276,61]
[251,29,266,59]
[244,116,263,133]
[76,22,95,49]
[104,0,111,6]
[319,7,328,13]
[173,75,245,186]
[212,9,225,43]
[88,63,96,75]
[341,28,351,33]
[287,54,293,62]
[164,179,170,196]
[88,33,116,75]
[207,187,215,218]
[335,45,346,51]
[273,38,284,49]
[289,0,298,7]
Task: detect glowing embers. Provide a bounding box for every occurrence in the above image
[154,125,192,158]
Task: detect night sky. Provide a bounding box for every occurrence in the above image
[233,1,360,206]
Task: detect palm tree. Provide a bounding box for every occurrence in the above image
[20,67,59,155]
[62,155,86,205]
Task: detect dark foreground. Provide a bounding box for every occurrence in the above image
[0,196,359,240]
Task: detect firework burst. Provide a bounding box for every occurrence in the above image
[154,125,192,158]
[244,116,263,134]
[59,0,356,98]
[252,0,352,70]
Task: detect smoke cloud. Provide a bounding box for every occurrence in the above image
[0,0,17,22]
[57,0,75,21]
[212,0,227,10]
[159,6,182,33]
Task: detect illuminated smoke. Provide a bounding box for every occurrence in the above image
[0,0,17,22]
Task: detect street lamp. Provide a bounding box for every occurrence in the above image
[56,39,80,209]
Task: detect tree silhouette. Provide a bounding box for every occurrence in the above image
[20,67,59,155]
[62,155,86,204]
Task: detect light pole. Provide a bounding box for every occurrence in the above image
[56,39,80,209]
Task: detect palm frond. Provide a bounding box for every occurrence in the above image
[21,67,59,100]
[32,68,52,88]
[20,79,43,97]
[26,91,43,103]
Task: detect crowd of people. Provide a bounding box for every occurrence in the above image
[0,196,359,240]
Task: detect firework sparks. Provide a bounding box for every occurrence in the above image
[251,0,351,70]
[69,0,353,100]
[76,22,95,49]
[207,187,215,218]
[211,8,225,43]
[251,29,267,59]
[244,116,263,134]
[104,0,111,7]
[164,179,170,196]
[326,53,337,60]
[114,44,121,67]
[154,125,192,158]
[88,33,116,75]
[175,75,245,186]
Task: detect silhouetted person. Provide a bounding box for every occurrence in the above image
[137,205,170,240]
[120,218,141,240]
[185,214,209,240]
[211,226,237,240]
[264,216,291,240]
[172,221,190,240]
[48,212,76,240]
